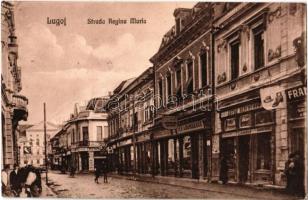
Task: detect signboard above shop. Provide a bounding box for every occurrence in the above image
[161,115,177,130]
[286,85,307,102]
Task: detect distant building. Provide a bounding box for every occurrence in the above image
[50,97,109,172]
[1,1,28,168]
[18,121,59,167]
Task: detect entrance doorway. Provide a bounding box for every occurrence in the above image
[238,135,250,183]
[80,152,89,171]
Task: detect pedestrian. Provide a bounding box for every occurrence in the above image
[70,166,76,177]
[1,164,10,196]
[102,162,108,183]
[220,155,228,184]
[94,165,101,184]
[10,164,21,197]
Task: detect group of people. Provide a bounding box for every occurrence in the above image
[1,164,42,197]
[94,162,108,184]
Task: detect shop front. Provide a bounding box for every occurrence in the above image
[286,84,306,193]
[152,112,211,180]
[117,137,134,174]
[219,100,275,184]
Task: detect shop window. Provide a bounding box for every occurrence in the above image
[239,114,252,128]
[182,136,192,177]
[224,118,237,131]
[230,41,240,80]
[36,139,39,145]
[253,26,265,70]
[167,139,176,175]
[255,110,273,125]
[256,133,271,170]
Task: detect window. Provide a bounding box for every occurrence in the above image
[166,73,172,99]
[186,61,193,94]
[72,129,75,143]
[82,127,89,141]
[200,52,208,87]
[104,126,108,139]
[37,159,40,164]
[176,68,182,100]
[255,110,273,125]
[256,133,271,170]
[230,41,240,80]
[158,79,163,100]
[36,139,39,146]
[176,18,181,35]
[253,26,264,70]
[97,126,103,141]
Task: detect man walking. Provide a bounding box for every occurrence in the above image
[94,165,101,184]
[10,164,21,196]
[102,161,108,183]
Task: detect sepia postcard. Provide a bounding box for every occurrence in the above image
[1,1,307,199]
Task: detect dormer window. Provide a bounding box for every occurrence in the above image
[176,18,181,35]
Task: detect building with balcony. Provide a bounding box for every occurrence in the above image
[1,1,28,168]
[107,67,154,174]
[51,97,109,173]
[213,3,306,190]
[17,122,59,167]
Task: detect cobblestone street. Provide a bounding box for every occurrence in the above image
[44,171,300,199]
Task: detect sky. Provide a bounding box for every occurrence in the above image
[14,1,196,125]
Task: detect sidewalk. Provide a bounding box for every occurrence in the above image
[110,172,303,200]
[40,174,57,197]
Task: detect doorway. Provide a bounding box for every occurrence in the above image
[80,152,89,171]
[238,135,250,183]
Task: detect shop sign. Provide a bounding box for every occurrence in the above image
[78,147,89,152]
[137,134,150,142]
[220,102,261,118]
[161,115,177,130]
[222,126,272,138]
[260,85,286,110]
[239,114,252,128]
[153,129,171,139]
[224,118,237,131]
[177,120,205,133]
[118,139,132,146]
[286,85,307,101]
[289,101,306,119]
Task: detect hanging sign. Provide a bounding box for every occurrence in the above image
[260,85,286,110]
[161,115,177,130]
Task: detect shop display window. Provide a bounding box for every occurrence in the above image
[167,139,175,175]
[224,118,237,131]
[182,136,192,177]
[256,133,271,170]
[255,110,273,125]
[239,113,252,128]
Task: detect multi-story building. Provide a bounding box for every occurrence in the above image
[18,122,59,167]
[213,3,306,188]
[50,97,109,172]
[1,1,28,168]
[107,67,154,174]
[149,2,227,180]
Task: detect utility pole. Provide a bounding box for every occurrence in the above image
[44,103,48,185]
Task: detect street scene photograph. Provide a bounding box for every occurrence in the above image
[1,1,307,199]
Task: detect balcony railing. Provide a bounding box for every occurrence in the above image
[12,94,28,109]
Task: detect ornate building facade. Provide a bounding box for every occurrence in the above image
[1,1,28,168]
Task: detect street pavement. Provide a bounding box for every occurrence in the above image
[44,170,301,199]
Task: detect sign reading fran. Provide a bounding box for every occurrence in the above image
[286,85,307,101]
[161,115,177,130]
